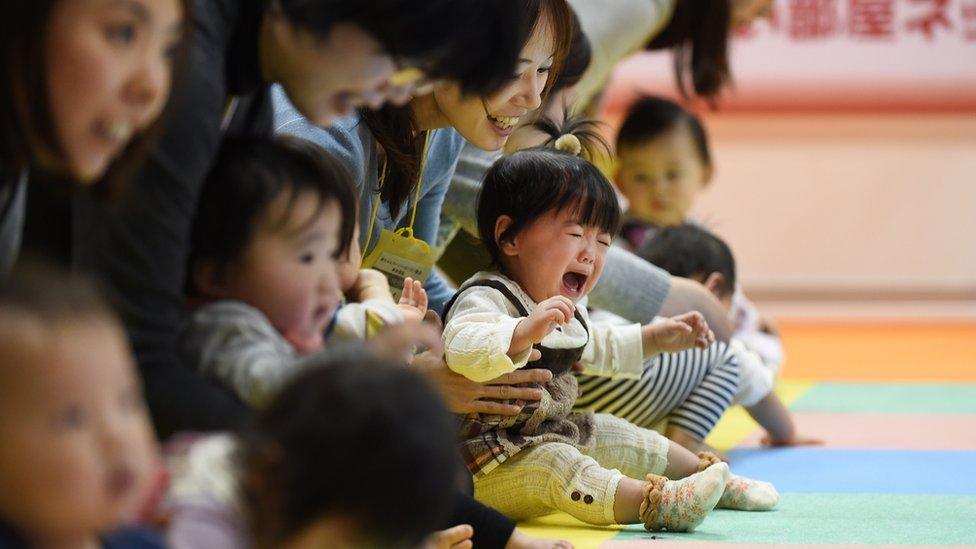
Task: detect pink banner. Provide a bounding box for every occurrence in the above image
[604,0,976,112]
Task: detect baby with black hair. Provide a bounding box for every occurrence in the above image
[181,136,430,409]
[0,263,161,548]
[641,224,821,448]
[165,352,460,549]
[442,127,776,532]
[615,95,784,369]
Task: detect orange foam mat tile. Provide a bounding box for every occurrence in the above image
[777,323,976,381]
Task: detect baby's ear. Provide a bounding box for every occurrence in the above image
[702,271,726,297]
[701,163,715,187]
[494,215,519,256]
[192,259,231,298]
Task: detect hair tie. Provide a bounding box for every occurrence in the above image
[554,133,582,156]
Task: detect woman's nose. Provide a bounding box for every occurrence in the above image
[125,54,169,126]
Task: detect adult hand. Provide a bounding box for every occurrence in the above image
[411,348,550,416]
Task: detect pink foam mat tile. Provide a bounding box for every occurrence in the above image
[601,543,971,549]
[735,412,976,450]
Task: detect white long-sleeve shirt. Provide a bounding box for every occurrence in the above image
[443,272,644,383]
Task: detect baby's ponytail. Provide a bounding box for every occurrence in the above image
[527,114,611,163]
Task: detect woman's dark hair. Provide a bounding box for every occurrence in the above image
[360,0,575,221]
[646,0,732,102]
[277,0,538,97]
[616,96,712,167]
[638,224,736,296]
[550,10,591,95]
[0,0,192,196]
[188,136,357,294]
[239,351,457,548]
[477,116,621,268]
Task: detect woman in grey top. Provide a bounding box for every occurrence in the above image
[0,0,187,274]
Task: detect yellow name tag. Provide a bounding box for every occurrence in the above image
[361,228,434,300]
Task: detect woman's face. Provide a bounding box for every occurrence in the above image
[45,0,183,182]
[429,17,556,152]
[267,19,407,127]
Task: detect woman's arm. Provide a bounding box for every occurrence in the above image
[410,130,465,313]
[273,86,368,183]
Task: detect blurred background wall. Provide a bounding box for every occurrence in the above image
[599,0,976,320]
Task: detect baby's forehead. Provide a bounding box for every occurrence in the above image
[550,208,612,234]
[0,321,58,395]
[0,315,122,385]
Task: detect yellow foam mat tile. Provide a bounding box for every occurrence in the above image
[517,514,623,549]
[705,379,817,452]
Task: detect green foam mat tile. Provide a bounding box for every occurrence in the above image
[612,493,976,546]
[790,383,976,414]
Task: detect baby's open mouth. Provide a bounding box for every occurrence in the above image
[561,271,588,297]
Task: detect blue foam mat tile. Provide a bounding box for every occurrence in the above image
[726,448,976,495]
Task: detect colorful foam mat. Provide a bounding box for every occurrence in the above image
[516,323,976,548]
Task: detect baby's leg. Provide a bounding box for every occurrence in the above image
[581,412,700,480]
[582,413,777,514]
[473,442,625,525]
[474,440,728,532]
[666,343,739,447]
[576,342,735,444]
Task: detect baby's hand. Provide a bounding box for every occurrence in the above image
[761,432,824,447]
[397,277,429,323]
[510,296,575,356]
[642,311,715,356]
[348,268,393,303]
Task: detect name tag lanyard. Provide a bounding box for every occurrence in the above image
[361,131,435,299]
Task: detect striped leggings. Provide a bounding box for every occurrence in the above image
[574,341,740,441]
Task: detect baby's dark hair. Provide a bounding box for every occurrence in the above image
[0,259,114,325]
[616,96,711,168]
[478,115,620,267]
[638,224,736,297]
[239,351,457,548]
[188,136,357,294]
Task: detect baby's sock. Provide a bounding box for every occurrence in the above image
[717,474,779,511]
[639,462,729,532]
[696,452,779,511]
